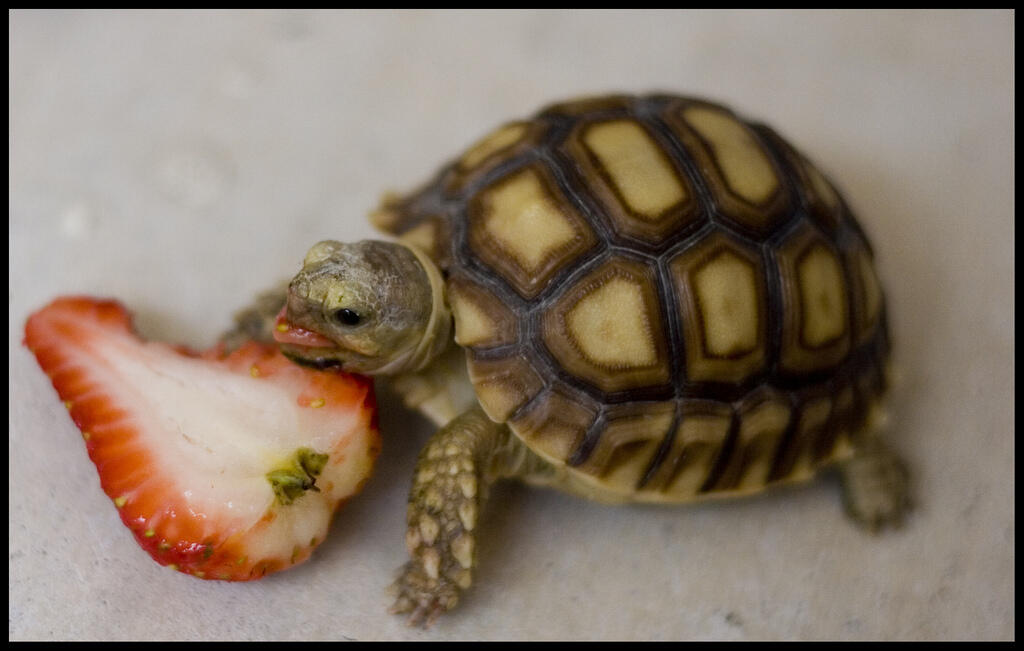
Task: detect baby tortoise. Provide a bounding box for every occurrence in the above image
[231,94,910,625]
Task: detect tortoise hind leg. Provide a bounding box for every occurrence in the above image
[838,436,911,531]
[218,281,290,353]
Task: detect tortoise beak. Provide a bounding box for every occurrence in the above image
[272,306,335,348]
[272,303,347,369]
[280,348,346,371]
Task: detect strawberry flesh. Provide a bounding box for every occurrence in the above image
[24,296,379,581]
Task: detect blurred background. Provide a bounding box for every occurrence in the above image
[10,10,1013,640]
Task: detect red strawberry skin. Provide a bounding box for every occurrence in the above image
[24,296,380,581]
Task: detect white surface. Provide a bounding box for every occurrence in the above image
[9,10,1014,640]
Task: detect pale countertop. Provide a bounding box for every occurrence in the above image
[9,10,1013,641]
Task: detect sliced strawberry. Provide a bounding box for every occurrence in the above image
[24,296,379,581]
[272,306,335,348]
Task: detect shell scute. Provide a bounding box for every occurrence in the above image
[667,229,769,384]
[661,98,793,237]
[714,388,793,492]
[642,401,733,497]
[507,387,600,466]
[562,117,703,244]
[466,163,599,299]
[541,257,672,394]
[466,353,543,423]
[574,401,676,493]
[443,120,548,196]
[776,224,852,374]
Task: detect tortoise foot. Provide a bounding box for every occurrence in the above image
[839,439,912,532]
[388,560,461,628]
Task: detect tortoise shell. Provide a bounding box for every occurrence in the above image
[373,94,890,502]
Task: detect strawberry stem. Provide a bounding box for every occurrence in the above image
[267,448,330,505]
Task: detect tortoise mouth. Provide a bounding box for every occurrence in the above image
[272,307,336,349]
[280,349,345,370]
[272,306,348,368]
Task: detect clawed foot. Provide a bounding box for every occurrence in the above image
[840,439,912,532]
[386,409,497,627]
[388,561,461,628]
[219,284,289,353]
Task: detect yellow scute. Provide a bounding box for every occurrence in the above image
[565,277,657,369]
[693,250,760,356]
[798,245,848,347]
[398,221,437,255]
[474,383,521,423]
[582,120,686,219]
[685,106,778,204]
[804,159,840,211]
[482,168,579,274]
[734,399,791,490]
[460,123,528,170]
[449,289,494,347]
[858,251,882,326]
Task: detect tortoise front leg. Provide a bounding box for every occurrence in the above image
[218,282,290,353]
[389,406,517,626]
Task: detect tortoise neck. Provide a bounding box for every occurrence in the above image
[376,243,451,375]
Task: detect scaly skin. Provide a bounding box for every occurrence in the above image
[388,408,492,625]
[838,437,912,531]
[280,240,445,375]
[388,406,551,626]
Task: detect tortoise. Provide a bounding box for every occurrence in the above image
[227,93,910,625]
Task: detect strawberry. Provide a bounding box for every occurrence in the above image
[23,296,380,581]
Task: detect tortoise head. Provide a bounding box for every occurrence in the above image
[277,240,450,375]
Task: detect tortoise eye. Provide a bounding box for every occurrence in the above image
[334,308,361,326]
